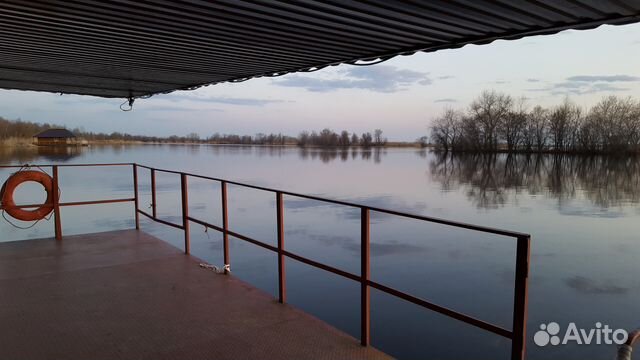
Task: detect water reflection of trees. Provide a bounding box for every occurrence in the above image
[429,152,640,209]
[0,146,82,164]
[298,147,385,163]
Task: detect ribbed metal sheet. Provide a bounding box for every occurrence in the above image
[0,0,639,99]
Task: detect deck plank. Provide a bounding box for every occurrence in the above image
[0,230,391,360]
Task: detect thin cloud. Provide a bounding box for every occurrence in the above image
[527,81,630,95]
[566,75,640,82]
[527,78,540,82]
[143,105,224,112]
[434,98,457,103]
[437,75,454,80]
[272,65,432,93]
[157,93,286,106]
[553,82,629,95]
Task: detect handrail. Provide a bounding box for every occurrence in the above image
[0,162,529,237]
[1,162,531,359]
[134,162,530,359]
[135,163,528,238]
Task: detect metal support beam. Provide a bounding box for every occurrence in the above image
[361,207,370,346]
[511,235,531,360]
[181,173,190,254]
[150,168,157,218]
[52,165,62,240]
[133,164,139,230]
[276,192,286,304]
[221,181,230,274]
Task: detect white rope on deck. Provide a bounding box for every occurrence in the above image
[199,263,230,274]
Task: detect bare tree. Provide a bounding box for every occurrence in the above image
[373,129,387,146]
[430,108,462,152]
[351,133,359,145]
[360,132,373,147]
[469,90,513,151]
[499,97,527,151]
[548,98,581,152]
[588,96,638,152]
[339,130,350,146]
[417,136,429,147]
[528,105,549,151]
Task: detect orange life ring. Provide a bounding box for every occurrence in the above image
[0,170,56,221]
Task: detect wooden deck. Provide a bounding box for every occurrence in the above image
[0,230,391,360]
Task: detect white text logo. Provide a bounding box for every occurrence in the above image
[534,322,628,346]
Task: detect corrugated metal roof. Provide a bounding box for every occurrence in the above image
[0,0,639,99]
[35,128,76,138]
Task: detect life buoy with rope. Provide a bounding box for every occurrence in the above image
[1,170,56,222]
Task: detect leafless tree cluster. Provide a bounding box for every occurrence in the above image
[298,128,387,147]
[0,117,58,140]
[207,132,296,145]
[429,91,640,154]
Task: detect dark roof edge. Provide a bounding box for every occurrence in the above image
[35,128,77,138]
[133,13,640,100]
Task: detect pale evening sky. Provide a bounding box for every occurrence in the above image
[1,23,639,141]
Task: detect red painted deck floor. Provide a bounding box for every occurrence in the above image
[0,230,391,360]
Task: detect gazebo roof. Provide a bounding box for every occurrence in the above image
[35,129,77,138]
[0,1,638,100]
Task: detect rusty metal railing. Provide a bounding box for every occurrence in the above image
[0,162,531,359]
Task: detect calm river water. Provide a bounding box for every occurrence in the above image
[1,145,638,360]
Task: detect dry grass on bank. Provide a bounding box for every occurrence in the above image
[0,137,33,147]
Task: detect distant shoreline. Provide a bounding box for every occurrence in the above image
[0,137,424,148]
[5,139,640,154]
[6,139,640,155]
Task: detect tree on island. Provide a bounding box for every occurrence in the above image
[429,91,640,154]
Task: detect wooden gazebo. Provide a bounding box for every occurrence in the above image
[33,128,77,146]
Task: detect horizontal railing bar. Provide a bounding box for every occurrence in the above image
[282,249,362,282]
[135,164,528,238]
[179,215,512,339]
[187,215,362,282]
[368,280,513,339]
[0,198,134,210]
[187,216,224,232]
[228,229,279,252]
[60,198,135,206]
[0,163,133,169]
[0,203,51,210]
[53,163,135,167]
[137,209,184,230]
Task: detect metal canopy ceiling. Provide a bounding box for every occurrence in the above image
[1,0,639,100]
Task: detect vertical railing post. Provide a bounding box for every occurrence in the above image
[360,207,370,346]
[150,168,157,218]
[276,192,286,303]
[180,173,190,254]
[511,235,531,360]
[133,164,140,230]
[52,165,62,240]
[221,181,230,274]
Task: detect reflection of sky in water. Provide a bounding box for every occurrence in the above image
[2,145,640,360]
